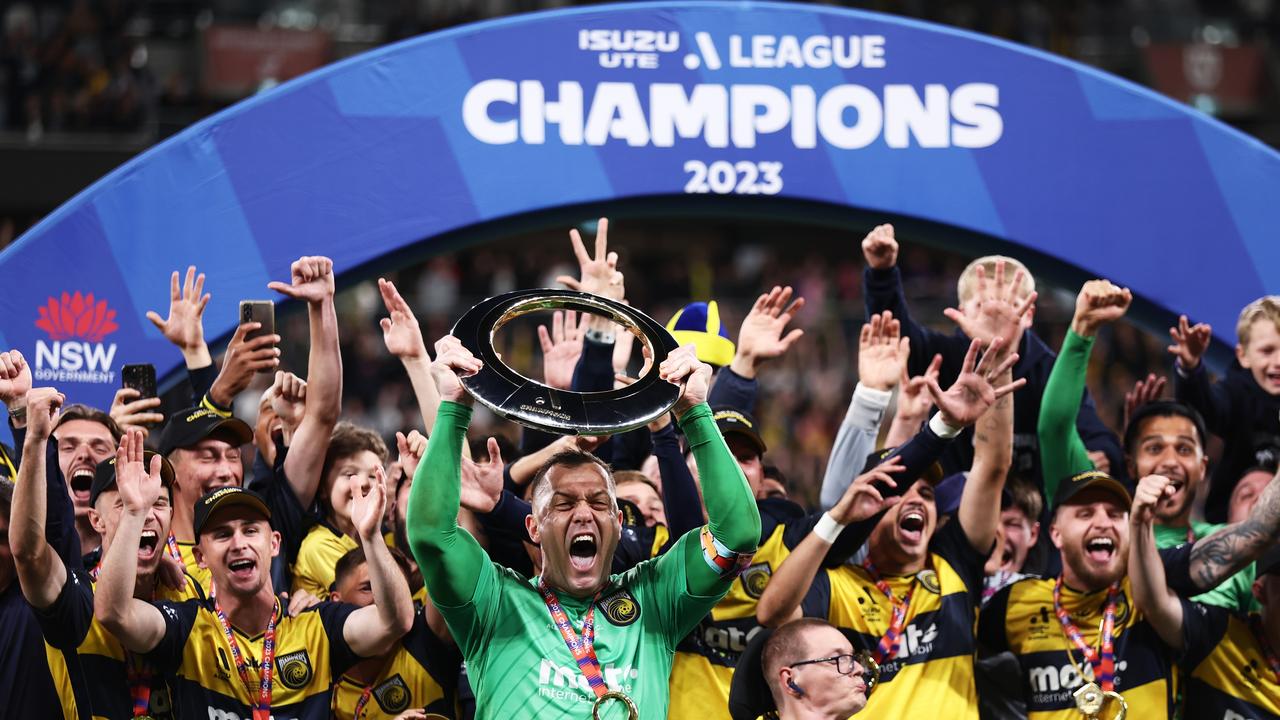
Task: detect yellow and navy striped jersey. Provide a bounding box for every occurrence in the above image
[292,522,358,599]
[35,561,202,720]
[806,518,986,718]
[0,581,65,717]
[146,597,362,719]
[1180,603,1280,719]
[331,612,461,719]
[978,576,1185,720]
[669,498,830,720]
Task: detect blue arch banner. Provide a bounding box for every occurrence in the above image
[1,1,1278,416]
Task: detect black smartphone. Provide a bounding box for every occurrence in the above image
[239,300,277,373]
[121,363,157,399]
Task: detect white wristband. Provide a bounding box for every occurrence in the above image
[813,512,846,544]
[928,413,963,439]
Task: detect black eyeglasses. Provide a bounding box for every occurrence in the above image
[788,654,860,675]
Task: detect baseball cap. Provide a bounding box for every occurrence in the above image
[713,406,766,456]
[157,406,253,456]
[860,447,944,486]
[1052,469,1132,509]
[667,301,736,367]
[1257,544,1280,577]
[89,452,177,506]
[192,487,271,538]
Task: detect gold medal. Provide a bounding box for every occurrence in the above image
[853,650,881,694]
[591,689,639,720]
[1073,681,1104,717]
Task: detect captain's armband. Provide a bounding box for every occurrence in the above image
[699,526,752,579]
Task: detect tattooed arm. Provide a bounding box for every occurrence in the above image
[1187,467,1280,591]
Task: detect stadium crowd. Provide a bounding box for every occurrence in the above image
[0,218,1278,720]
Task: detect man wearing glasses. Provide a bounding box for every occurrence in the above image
[762,618,869,719]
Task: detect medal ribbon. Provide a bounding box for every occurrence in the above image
[211,582,280,720]
[1249,614,1280,685]
[860,559,917,665]
[1053,578,1119,692]
[86,568,155,717]
[165,533,185,567]
[537,578,609,699]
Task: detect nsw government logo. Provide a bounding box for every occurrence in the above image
[33,292,120,384]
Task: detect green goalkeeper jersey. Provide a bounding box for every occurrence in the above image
[407,401,760,720]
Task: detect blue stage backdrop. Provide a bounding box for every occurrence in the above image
[2,0,1278,419]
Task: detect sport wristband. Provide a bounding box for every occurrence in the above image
[928,413,963,439]
[814,512,846,544]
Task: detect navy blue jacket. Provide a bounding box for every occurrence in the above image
[1175,360,1280,522]
[864,266,1124,489]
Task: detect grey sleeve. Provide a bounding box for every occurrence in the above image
[819,384,892,510]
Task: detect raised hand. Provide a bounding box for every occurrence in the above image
[732,286,805,377]
[1123,373,1168,429]
[830,456,904,524]
[460,437,504,513]
[146,266,210,354]
[430,335,482,405]
[268,256,336,305]
[115,428,163,515]
[0,349,33,409]
[209,321,280,405]
[858,311,910,391]
[944,260,1036,349]
[285,588,322,617]
[897,353,943,422]
[1070,279,1132,338]
[1168,315,1212,370]
[555,218,625,301]
[1131,474,1175,526]
[861,223,899,270]
[396,429,428,480]
[351,464,389,542]
[378,278,428,361]
[538,310,585,390]
[268,371,307,434]
[25,388,64,440]
[660,344,713,417]
[110,388,164,435]
[926,338,1025,428]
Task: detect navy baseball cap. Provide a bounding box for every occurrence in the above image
[193,487,271,538]
[157,406,252,455]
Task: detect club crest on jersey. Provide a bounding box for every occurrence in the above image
[600,590,641,626]
[276,650,313,689]
[1106,591,1131,626]
[374,674,412,713]
[917,569,941,595]
[741,562,773,599]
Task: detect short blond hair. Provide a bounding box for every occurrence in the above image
[1236,296,1280,347]
[957,255,1035,304]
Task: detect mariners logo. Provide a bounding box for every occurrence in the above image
[374,674,412,713]
[276,650,313,689]
[741,562,772,599]
[600,590,641,626]
[917,569,941,595]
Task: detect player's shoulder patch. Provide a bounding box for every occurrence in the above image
[740,562,773,600]
[598,588,641,627]
[276,649,314,690]
[917,568,941,595]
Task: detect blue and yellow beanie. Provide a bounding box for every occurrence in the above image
[666,301,736,367]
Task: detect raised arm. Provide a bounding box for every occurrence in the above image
[659,346,761,595]
[404,336,489,608]
[1186,465,1280,591]
[758,461,904,626]
[270,256,342,507]
[1169,315,1228,431]
[11,388,68,608]
[343,465,414,656]
[1128,474,1185,650]
[146,265,215,373]
[820,311,905,509]
[861,224,950,375]
[1041,281,1131,501]
[93,430,170,653]
[959,344,1019,554]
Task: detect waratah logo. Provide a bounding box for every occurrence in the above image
[35,292,119,341]
[33,292,120,383]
